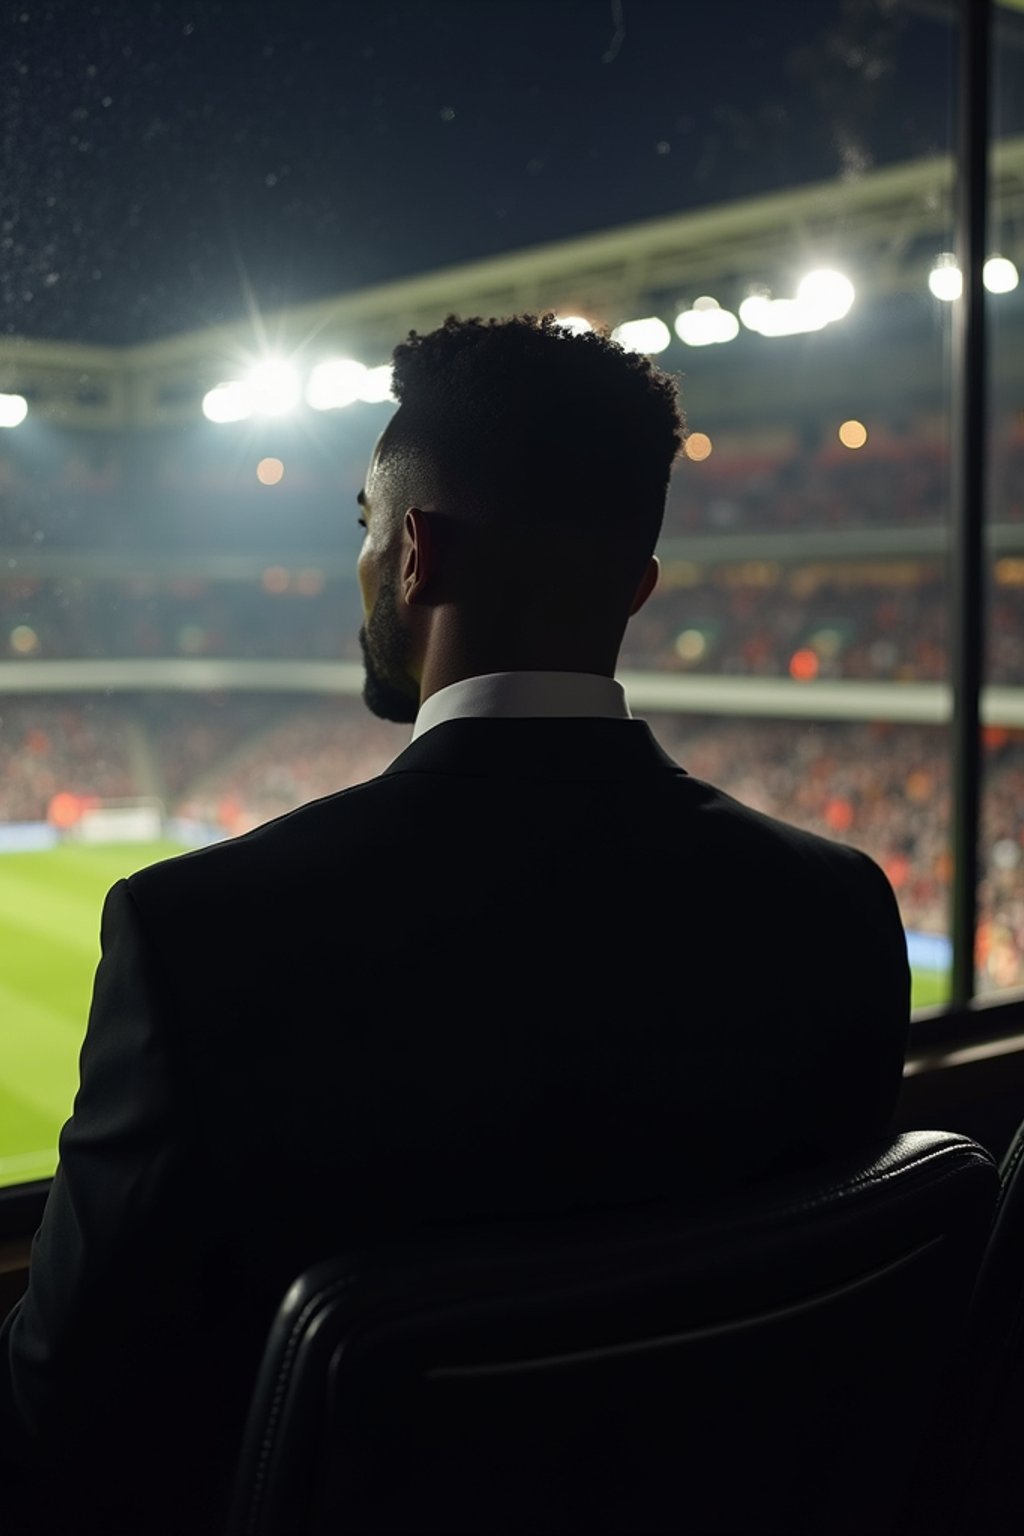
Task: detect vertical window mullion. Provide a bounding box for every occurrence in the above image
[949,0,991,1010]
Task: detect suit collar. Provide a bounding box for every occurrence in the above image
[383,716,686,780]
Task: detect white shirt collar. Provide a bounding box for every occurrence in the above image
[411,671,632,742]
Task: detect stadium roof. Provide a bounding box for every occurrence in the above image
[2,135,1024,430]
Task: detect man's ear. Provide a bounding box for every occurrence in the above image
[628,555,659,617]
[401,507,434,605]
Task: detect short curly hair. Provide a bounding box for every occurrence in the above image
[380,312,685,574]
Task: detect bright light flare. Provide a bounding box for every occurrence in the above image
[738,293,771,331]
[984,255,1019,294]
[245,359,300,417]
[796,269,855,323]
[0,393,29,428]
[674,297,739,347]
[739,274,852,337]
[357,364,395,403]
[202,382,251,424]
[739,293,827,337]
[553,315,592,335]
[306,359,367,411]
[928,254,962,302]
[612,316,672,354]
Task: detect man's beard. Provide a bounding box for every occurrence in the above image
[359,572,419,724]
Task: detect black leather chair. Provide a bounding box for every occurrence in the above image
[225,1131,997,1536]
[953,1121,1024,1534]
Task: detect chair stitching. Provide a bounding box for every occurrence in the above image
[753,1145,992,1221]
[245,1274,356,1535]
[998,1128,1024,1191]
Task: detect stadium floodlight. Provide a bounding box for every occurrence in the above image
[738,293,826,337]
[674,297,740,346]
[0,392,28,428]
[984,255,1019,293]
[611,316,672,354]
[796,269,855,323]
[738,292,772,331]
[306,358,367,411]
[202,382,251,424]
[928,254,963,302]
[357,364,396,403]
[245,359,301,417]
[553,315,592,335]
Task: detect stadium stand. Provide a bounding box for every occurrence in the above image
[0,699,138,824]
[1,416,1023,554]
[5,569,1023,686]
[2,695,1021,989]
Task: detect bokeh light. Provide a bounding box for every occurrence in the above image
[256,457,285,486]
[612,316,672,354]
[928,254,963,302]
[789,648,820,681]
[202,382,250,424]
[675,629,708,663]
[48,792,82,829]
[740,294,827,337]
[824,798,855,832]
[9,623,39,655]
[809,627,845,661]
[683,432,713,461]
[306,359,367,411]
[674,297,740,346]
[838,419,868,449]
[796,269,856,323]
[984,256,1019,294]
[0,393,29,428]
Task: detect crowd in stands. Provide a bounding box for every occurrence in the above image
[7,570,1024,687]
[2,575,364,665]
[662,431,1024,535]
[3,423,1024,554]
[623,572,1024,684]
[1,695,1021,992]
[174,699,407,834]
[0,698,137,823]
[137,694,309,801]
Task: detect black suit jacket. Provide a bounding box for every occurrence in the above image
[0,717,909,1532]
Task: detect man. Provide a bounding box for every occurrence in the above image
[0,314,910,1533]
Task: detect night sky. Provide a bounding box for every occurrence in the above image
[1,0,1018,345]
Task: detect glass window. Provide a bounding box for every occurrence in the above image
[2,1,1016,1191]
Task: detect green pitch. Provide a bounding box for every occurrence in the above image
[0,841,187,1189]
[0,841,949,1191]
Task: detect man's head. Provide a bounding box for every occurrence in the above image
[356,312,685,722]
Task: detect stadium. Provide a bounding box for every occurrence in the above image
[2,133,1024,1189]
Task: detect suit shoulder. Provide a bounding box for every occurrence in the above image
[125,774,402,907]
[691,775,896,888]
